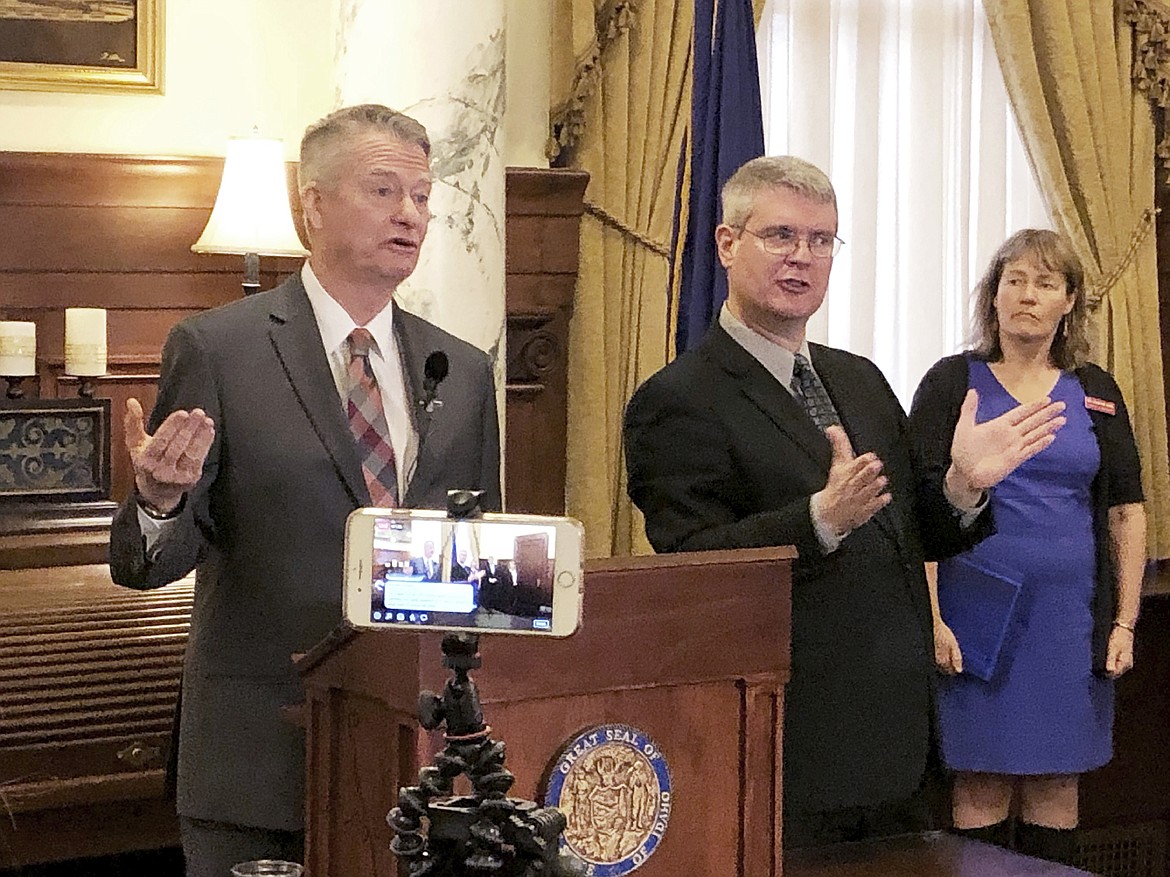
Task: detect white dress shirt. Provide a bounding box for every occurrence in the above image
[301,262,417,498]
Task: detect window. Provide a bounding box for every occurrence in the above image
[757,0,1050,402]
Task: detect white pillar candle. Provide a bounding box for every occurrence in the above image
[0,321,36,376]
[64,308,107,376]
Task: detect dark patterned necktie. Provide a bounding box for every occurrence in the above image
[346,328,399,506]
[791,352,842,432]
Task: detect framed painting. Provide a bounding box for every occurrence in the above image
[0,0,162,93]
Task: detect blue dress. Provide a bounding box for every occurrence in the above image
[936,359,1113,774]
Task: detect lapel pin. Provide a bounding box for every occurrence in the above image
[1084,396,1116,416]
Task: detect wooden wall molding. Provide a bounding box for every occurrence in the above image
[504,167,588,516]
[0,154,587,554]
[0,152,302,518]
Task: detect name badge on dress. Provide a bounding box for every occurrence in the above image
[1084,396,1116,415]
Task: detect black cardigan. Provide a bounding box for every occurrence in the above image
[908,354,1144,673]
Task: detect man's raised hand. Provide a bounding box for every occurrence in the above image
[125,397,215,514]
[816,425,891,538]
[949,389,1065,492]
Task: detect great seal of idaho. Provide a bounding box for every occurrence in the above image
[543,724,672,876]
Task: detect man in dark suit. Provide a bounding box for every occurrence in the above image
[477,555,515,613]
[450,546,475,582]
[623,156,1064,846]
[109,105,501,877]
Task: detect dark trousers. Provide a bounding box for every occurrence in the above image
[784,789,931,849]
[180,816,304,877]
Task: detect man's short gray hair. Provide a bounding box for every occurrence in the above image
[298,104,431,197]
[720,156,837,228]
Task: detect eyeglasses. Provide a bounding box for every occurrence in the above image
[739,225,844,259]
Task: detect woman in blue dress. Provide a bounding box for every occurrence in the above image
[909,230,1146,864]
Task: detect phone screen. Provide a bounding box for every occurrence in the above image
[359,513,572,634]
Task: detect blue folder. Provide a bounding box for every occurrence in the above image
[937,555,1024,682]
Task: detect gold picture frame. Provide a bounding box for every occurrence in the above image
[0,0,163,94]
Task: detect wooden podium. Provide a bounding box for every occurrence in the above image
[296,547,794,877]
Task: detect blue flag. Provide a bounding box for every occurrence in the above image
[675,0,765,352]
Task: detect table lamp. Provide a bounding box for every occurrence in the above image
[192,135,309,295]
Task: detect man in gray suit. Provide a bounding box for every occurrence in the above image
[410,539,441,581]
[109,105,501,876]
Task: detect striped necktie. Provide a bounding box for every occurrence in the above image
[791,352,842,432]
[346,328,398,506]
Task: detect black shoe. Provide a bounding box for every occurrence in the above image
[1015,822,1077,865]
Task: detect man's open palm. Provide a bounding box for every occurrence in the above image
[125,397,215,513]
[950,389,1065,490]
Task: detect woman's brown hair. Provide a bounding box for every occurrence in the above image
[969,228,1089,370]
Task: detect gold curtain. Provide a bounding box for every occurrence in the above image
[549,0,694,557]
[1126,0,1170,176]
[984,0,1170,561]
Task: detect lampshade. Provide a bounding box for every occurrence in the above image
[192,136,309,258]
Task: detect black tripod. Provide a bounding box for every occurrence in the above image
[387,633,583,876]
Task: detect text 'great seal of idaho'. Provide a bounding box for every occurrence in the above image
[544,724,672,876]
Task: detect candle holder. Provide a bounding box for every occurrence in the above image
[4,375,27,400]
[77,376,96,399]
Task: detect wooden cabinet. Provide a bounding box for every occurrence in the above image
[0,566,192,866]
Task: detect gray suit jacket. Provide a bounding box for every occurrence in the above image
[109,274,501,830]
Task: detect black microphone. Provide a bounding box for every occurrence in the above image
[421,351,449,413]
